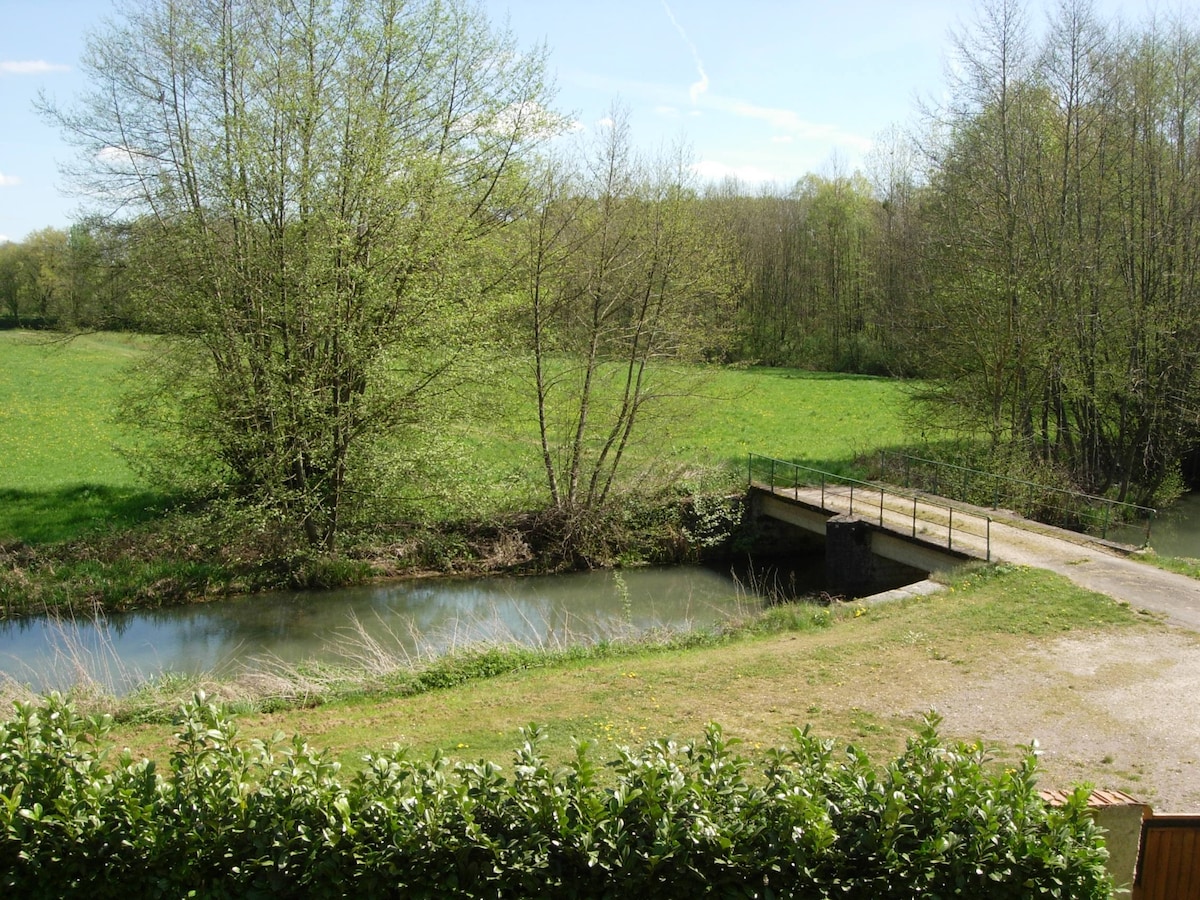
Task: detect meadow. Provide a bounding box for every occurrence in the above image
[1,330,1191,815]
[0,330,921,543]
[0,331,170,543]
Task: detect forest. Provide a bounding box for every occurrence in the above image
[3,0,1198,550]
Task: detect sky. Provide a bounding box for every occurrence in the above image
[0,0,1156,243]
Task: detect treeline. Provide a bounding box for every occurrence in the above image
[13,0,1199,542]
[0,222,133,330]
[912,0,1200,505]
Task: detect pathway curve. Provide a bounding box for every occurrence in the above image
[779,484,1200,631]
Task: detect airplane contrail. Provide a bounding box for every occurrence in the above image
[661,0,709,104]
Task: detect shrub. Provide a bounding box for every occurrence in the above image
[0,694,1111,898]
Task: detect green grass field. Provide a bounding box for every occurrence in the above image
[0,331,174,543]
[0,332,923,543]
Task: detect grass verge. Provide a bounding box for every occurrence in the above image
[64,565,1147,789]
[1134,550,1200,581]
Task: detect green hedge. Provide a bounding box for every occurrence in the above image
[0,694,1110,898]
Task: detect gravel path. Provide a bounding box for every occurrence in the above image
[778,484,1200,810]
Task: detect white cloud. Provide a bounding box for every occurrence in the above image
[708,96,873,152]
[596,116,614,129]
[0,60,69,75]
[96,145,157,167]
[0,171,20,187]
[486,100,572,139]
[690,160,778,185]
[0,235,10,244]
[661,1,709,105]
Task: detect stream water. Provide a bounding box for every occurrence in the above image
[0,565,784,696]
[4,491,1196,698]
[1109,492,1200,557]
[1146,492,1200,558]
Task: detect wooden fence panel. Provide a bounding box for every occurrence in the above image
[1134,816,1200,900]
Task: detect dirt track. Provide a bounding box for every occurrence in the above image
[791,485,1200,810]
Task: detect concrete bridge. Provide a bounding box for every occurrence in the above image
[749,454,1200,629]
[748,455,989,595]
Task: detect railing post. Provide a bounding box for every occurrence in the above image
[879,487,884,527]
[912,496,917,536]
[948,507,953,550]
[986,517,991,561]
[821,474,826,509]
[1146,510,1154,546]
[770,458,776,492]
[849,482,855,516]
[1102,502,1110,540]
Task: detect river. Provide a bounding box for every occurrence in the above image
[1146,492,1200,558]
[0,565,786,696]
[1108,491,1200,557]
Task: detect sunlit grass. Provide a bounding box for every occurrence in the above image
[0,331,175,543]
[1,334,925,541]
[0,331,147,490]
[431,355,924,515]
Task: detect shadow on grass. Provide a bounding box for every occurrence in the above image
[0,485,177,545]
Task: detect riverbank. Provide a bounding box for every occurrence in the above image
[60,563,1200,812]
[0,487,758,620]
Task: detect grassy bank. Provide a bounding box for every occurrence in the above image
[81,565,1149,794]
[1,331,933,617]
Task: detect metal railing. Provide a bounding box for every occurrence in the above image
[748,454,991,561]
[877,452,1155,544]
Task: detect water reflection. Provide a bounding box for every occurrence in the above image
[1144,492,1200,559]
[0,566,766,695]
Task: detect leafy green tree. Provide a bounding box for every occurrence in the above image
[912,0,1200,503]
[18,227,69,324]
[45,0,556,548]
[0,241,24,324]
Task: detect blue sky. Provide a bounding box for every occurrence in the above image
[0,0,1148,243]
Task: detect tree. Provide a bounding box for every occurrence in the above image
[0,241,24,324]
[514,110,737,513]
[19,227,69,324]
[45,0,556,549]
[911,0,1200,502]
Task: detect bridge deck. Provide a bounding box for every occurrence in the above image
[754,480,993,561]
[753,478,1200,631]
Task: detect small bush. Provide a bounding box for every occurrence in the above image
[0,694,1111,898]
